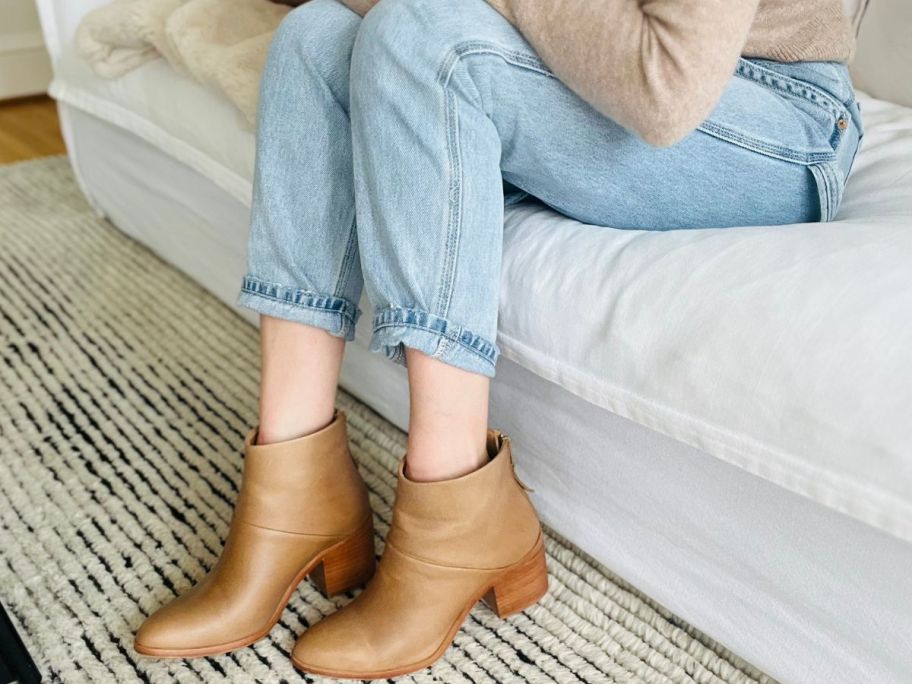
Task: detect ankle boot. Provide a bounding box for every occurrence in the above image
[291,430,548,679]
[134,411,375,657]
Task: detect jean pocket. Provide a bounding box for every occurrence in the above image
[697,59,856,222]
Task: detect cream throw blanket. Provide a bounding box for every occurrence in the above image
[76,0,290,126]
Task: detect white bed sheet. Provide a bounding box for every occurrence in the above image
[60,105,912,683]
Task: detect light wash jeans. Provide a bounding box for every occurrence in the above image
[238,0,863,377]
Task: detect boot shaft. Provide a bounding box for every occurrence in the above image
[388,431,540,569]
[237,411,371,536]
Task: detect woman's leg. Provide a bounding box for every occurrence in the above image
[293,0,832,676]
[292,5,549,678]
[403,349,489,481]
[257,317,344,444]
[345,0,826,411]
[134,0,378,658]
[345,0,831,480]
[238,0,363,443]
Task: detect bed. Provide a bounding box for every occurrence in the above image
[36,1,912,681]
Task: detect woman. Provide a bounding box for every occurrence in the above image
[134,0,862,677]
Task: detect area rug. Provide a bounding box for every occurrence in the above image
[0,156,776,684]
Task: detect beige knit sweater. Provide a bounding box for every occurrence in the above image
[342,0,855,147]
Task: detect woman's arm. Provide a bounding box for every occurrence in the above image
[488,0,760,147]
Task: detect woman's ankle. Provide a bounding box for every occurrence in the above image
[257,409,335,445]
[402,347,491,481]
[257,315,346,445]
[404,437,488,482]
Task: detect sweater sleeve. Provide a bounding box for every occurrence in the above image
[486,0,760,147]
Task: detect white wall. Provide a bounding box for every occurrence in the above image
[0,0,53,99]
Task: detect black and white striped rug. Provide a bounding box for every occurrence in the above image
[0,156,776,684]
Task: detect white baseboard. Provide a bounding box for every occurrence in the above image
[0,29,53,99]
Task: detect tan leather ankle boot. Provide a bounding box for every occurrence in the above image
[291,430,548,679]
[134,411,375,658]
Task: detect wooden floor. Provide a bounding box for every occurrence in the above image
[0,96,66,164]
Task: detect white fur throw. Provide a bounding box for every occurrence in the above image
[76,0,290,126]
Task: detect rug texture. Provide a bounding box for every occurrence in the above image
[0,156,776,684]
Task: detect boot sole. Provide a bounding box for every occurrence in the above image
[133,513,376,659]
[291,532,549,679]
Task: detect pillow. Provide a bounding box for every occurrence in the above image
[850,0,912,108]
[842,0,870,35]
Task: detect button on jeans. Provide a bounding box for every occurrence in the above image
[238,0,863,378]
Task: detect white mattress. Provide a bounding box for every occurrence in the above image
[49,46,912,544]
[58,94,912,684]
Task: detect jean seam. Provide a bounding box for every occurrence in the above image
[434,77,462,319]
[432,335,453,361]
[824,163,835,220]
[432,41,553,320]
[736,58,849,122]
[824,161,842,220]
[809,164,828,222]
[808,161,842,222]
[441,42,554,80]
[696,121,838,165]
[333,219,359,300]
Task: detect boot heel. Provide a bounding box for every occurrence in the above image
[311,516,376,597]
[483,535,548,618]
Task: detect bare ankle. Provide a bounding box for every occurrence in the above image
[257,411,335,445]
[256,315,345,446]
[405,444,488,482]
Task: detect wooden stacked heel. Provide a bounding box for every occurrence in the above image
[311,514,377,597]
[483,534,549,617]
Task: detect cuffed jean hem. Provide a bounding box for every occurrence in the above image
[370,306,499,377]
[237,276,360,341]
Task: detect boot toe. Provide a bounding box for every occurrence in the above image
[134,604,188,655]
[292,611,392,677]
[133,597,228,656]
